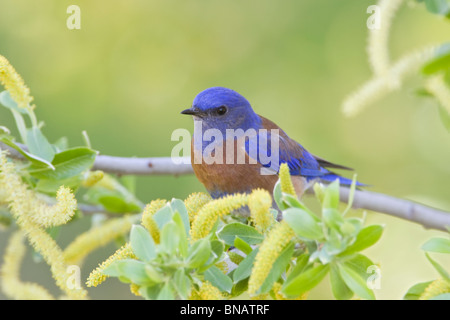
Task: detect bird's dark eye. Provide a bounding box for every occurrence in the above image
[216,106,228,116]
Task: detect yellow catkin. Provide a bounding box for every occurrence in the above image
[228,251,245,265]
[0,55,33,109]
[184,192,212,223]
[419,278,450,300]
[141,199,167,243]
[367,0,404,76]
[342,46,437,118]
[190,193,248,242]
[63,215,135,265]
[188,290,201,300]
[215,261,228,274]
[248,221,295,296]
[248,188,274,233]
[195,281,223,300]
[0,156,76,228]
[30,186,78,228]
[18,217,87,299]
[279,163,296,196]
[86,243,136,287]
[130,283,141,297]
[272,282,308,300]
[251,293,269,300]
[93,174,119,190]
[82,170,104,187]
[0,152,87,299]
[1,230,54,300]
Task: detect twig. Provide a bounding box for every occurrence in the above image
[92,154,192,176]
[1,141,449,231]
[0,142,192,176]
[76,203,142,217]
[338,188,449,232]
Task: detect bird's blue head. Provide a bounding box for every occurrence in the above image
[181,87,262,134]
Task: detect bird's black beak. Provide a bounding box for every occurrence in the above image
[181,107,202,116]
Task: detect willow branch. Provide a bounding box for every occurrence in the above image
[0,142,192,176]
[337,188,449,232]
[92,154,192,176]
[1,141,449,231]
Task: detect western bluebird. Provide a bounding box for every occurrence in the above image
[181,87,361,200]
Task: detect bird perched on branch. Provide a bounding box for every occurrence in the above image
[181,87,361,199]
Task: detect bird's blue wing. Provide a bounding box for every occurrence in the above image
[244,129,327,178]
[245,115,364,186]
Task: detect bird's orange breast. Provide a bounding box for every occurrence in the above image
[190,137,306,198]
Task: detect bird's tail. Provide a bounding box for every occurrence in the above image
[318,172,366,187]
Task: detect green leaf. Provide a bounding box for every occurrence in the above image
[152,205,173,230]
[283,208,323,240]
[322,208,344,230]
[139,284,161,300]
[185,239,211,269]
[259,242,295,294]
[210,240,225,262]
[341,225,384,255]
[29,147,97,180]
[172,212,189,257]
[233,248,259,283]
[323,180,340,209]
[217,223,264,246]
[103,259,153,286]
[281,193,306,209]
[343,217,363,238]
[197,240,224,273]
[234,236,252,255]
[339,221,356,237]
[282,193,319,220]
[130,225,156,262]
[338,263,375,300]
[204,265,233,293]
[97,194,142,213]
[403,281,433,300]
[282,264,330,298]
[0,137,54,169]
[231,278,249,297]
[425,253,450,281]
[330,264,353,300]
[0,90,27,114]
[285,253,310,284]
[157,282,175,300]
[144,264,164,283]
[423,42,450,74]
[325,228,345,254]
[430,293,450,300]
[422,237,450,254]
[52,136,69,153]
[172,269,191,300]
[26,127,55,162]
[343,174,358,216]
[422,0,450,16]
[160,221,180,254]
[273,180,286,210]
[170,199,190,236]
[415,87,434,97]
[343,253,375,280]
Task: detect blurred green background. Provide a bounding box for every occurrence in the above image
[0,0,449,300]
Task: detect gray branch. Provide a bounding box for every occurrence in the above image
[1,141,449,231]
[92,155,192,176]
[338,187,449,232]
